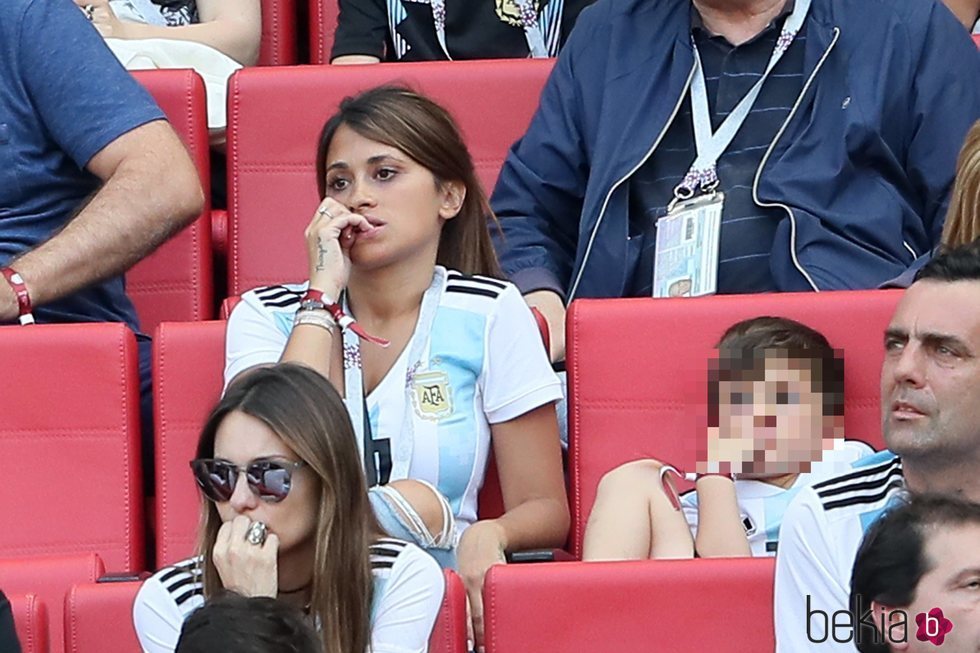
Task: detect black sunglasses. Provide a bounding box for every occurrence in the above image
[189,458,306,503]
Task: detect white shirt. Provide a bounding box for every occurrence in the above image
[132,539,444,653]
[225,268,563,533]
[680,440,874,556]
[773,451,906,653]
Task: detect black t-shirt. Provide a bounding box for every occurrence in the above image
[0,592,21,653]
[331,0,593,61]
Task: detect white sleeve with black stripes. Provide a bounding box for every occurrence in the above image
[370,540,445,653]
[224,287,299,387]
[133,561,205,653]
[479,283,563,424]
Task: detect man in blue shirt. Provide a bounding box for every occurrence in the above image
[492,0,980,362]
[0,0,203,480]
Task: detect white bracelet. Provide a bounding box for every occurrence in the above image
[293,308,336,333]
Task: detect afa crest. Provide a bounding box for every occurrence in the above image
[411,371,454,420]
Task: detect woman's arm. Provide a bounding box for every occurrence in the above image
[77,0,262,65]
[458,403,569,650]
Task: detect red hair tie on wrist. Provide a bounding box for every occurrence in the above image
[1,267,35,325]
[302,289,390,348]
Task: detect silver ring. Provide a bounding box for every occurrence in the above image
[83,4,95,20]
[317,207,334,220]
[245,521,268,546]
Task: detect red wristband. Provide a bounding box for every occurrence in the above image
[301,288,389,348]
[1,267,35,325]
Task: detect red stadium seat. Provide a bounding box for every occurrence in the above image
[430,570,467,653]
[8,595,48,653]
[973,33,980,48]
[310,0,340,64]
[566,290,902,557]
[484,557,775,653]
[154,317,516,563]
[0,554,105,653]
[0,323,144,572]
[129,69,214,333]
[64,581,141,653]
[259,0,298,65]
[225,59,553,294]
[153,321,227,566]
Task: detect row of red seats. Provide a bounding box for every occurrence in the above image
[0,289,894,574]
[4,554,774,653]
[128,60,554,334]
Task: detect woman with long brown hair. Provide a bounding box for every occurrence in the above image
[224,86,569,648]
[133,364,444,653]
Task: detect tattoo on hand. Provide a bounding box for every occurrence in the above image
[315,237,329,272]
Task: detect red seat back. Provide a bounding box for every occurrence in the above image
[0,323,144,571]
[429,570,467,653]
[129,69,213,333]
[566,290,902,556]
[153,321,227,566]
[8,594,48,653]
[309,0,339,64]
[259,0,298,65]
[226,59,553,294]
[0,554,105,653]
[484,558,775,653]
[64,582,141,653]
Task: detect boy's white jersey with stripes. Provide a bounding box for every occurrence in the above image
[132,538,444,653]
[225,267,563,532]
[774,450,907,653]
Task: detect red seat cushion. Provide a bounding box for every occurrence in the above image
[64,582,142,653]
[0,554,105,653]
[0,323,144,571]
[309,0,340,64]
[8,594,48,653]
[567,290,902,556]
[484,558,775,653]
[129,69,214,332]
[429,570,467,653]
[226,59,553,295]
[258,0,298,65]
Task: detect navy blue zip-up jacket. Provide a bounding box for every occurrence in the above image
[491,0,980,300]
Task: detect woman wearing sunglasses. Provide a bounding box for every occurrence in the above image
[223,86,569,649]
[133,364,444,653]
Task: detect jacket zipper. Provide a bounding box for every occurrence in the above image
[567,64,697,301]
[751,26,841,292]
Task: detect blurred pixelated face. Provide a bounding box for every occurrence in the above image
[881,280,980,462]
[706,350,841,476]
[887,524,980,653]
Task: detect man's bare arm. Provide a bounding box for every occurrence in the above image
[0,120,204,322]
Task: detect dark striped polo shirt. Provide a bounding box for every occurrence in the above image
[627,3,806,296]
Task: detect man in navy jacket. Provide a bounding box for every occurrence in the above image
[492,0,980,361]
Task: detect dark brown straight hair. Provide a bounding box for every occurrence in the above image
[315,85,503,277]
[194,364,380,653]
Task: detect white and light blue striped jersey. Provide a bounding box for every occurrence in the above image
[225,267,563,532]
[680,439,874,556]
[132,539,443,653]
[774,450,906,653]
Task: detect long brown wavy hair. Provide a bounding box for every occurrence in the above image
[315,85,503,277]
[194,364,380,653]
[941,120,980,250]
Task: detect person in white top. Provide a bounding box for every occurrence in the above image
[774,241,980,652]
[582,316,874,560]
[224,86,569,650]
[849,494,980,653]
[133,364,445,653]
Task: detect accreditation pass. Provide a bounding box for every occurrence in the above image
[651,192,723,298]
